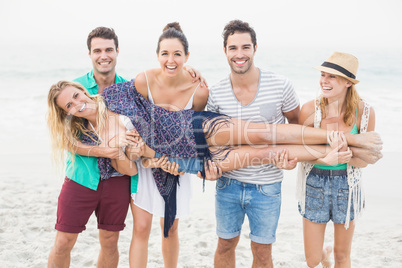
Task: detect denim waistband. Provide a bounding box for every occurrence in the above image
[220,176,277,187]
[311,167,347,176]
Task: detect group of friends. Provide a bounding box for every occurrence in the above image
[46,20,383,268]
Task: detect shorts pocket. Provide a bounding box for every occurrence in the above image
[258,183,281,197]
[337,189,350,213]
[216,178,228,190]
[305,184,324,210]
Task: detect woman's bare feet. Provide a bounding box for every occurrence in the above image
[321,245,333,268]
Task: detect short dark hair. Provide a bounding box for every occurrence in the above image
[157,22,189,55]
[222,20,257,49]
[87,27,119,51]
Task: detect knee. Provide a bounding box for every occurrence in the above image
[333,247,350,264]
[167,222,178,236]
[216,238,238,255]
[251,243,272,265]
[305,253,321,268]
[53,233,76,255]
[99,231,119,251]
[133,224,151,240]
[305,258,321,268]
[160,219,179,238]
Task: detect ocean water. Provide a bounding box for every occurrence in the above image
[0,43,400,166]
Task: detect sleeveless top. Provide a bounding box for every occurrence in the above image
[144,71,200,110]
[297,98,370,229]
[132,72,199,220]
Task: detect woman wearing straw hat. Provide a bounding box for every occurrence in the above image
[296,51,376,267]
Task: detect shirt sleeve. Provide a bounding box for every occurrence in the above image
[282,77,300,113]
[206,87,219,113]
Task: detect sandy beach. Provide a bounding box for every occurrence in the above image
[1,0,401,266]
[0,149,401,267]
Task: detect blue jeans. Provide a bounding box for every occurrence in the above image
[299,167,354,224]
[154,152,202,175]
[215,177,282,244]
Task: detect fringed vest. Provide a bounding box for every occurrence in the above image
[296,98,370,228]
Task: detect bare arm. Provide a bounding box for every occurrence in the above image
[192,86,210,111]
[110,149,138,176]
[348,105,377,167]
[74,141,121,159]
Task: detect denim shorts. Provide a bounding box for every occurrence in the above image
[299,167,354,224]
[215,177,282,244]
[154,152,202,175]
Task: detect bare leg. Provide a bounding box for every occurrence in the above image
[98,229,119,268]
[250,241,273,268]
[205,118,328,146]
[303,218,327,268]
[129,201,153,268]
[204,118,382,150]
[214,236,240,268]
[211,144,332,172]
[48,231,78,268]
[160,218,179,268]
[333,222,355,268]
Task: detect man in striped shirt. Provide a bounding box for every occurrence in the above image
[207,20,300,268]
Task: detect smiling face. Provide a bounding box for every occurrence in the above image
[224,32,256,75]
[89,37,119,76]
[56,85,96,117]
[320,71,352,100]
[157,38,189,76]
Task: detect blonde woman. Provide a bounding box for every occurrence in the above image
[47,81,138,267]
[297,52,377,267]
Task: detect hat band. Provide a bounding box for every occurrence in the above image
[321,62,356,79]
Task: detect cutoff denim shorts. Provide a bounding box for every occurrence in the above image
[154,152,202,175]
[215,177,282,244]
[299,167,354,224]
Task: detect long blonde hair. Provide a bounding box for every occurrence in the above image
[320,78,361,126]
[47,80,108,167]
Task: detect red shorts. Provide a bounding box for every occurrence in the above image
[55,175,130,233]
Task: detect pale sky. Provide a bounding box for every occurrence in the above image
[1,0,401,49]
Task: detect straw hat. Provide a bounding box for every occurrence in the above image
[315,51,359,84]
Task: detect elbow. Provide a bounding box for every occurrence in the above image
[117,168,137,176]
[113,163,138,176]
[126,169,138,176]
[358,163,368,168]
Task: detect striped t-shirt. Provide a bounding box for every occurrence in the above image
[207,69,299,184]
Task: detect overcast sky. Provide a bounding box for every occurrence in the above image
[1,0,401,49]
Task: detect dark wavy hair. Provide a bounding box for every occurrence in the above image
[156,22,189,55]
[87,27,119,51]
[222,20,257,49]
